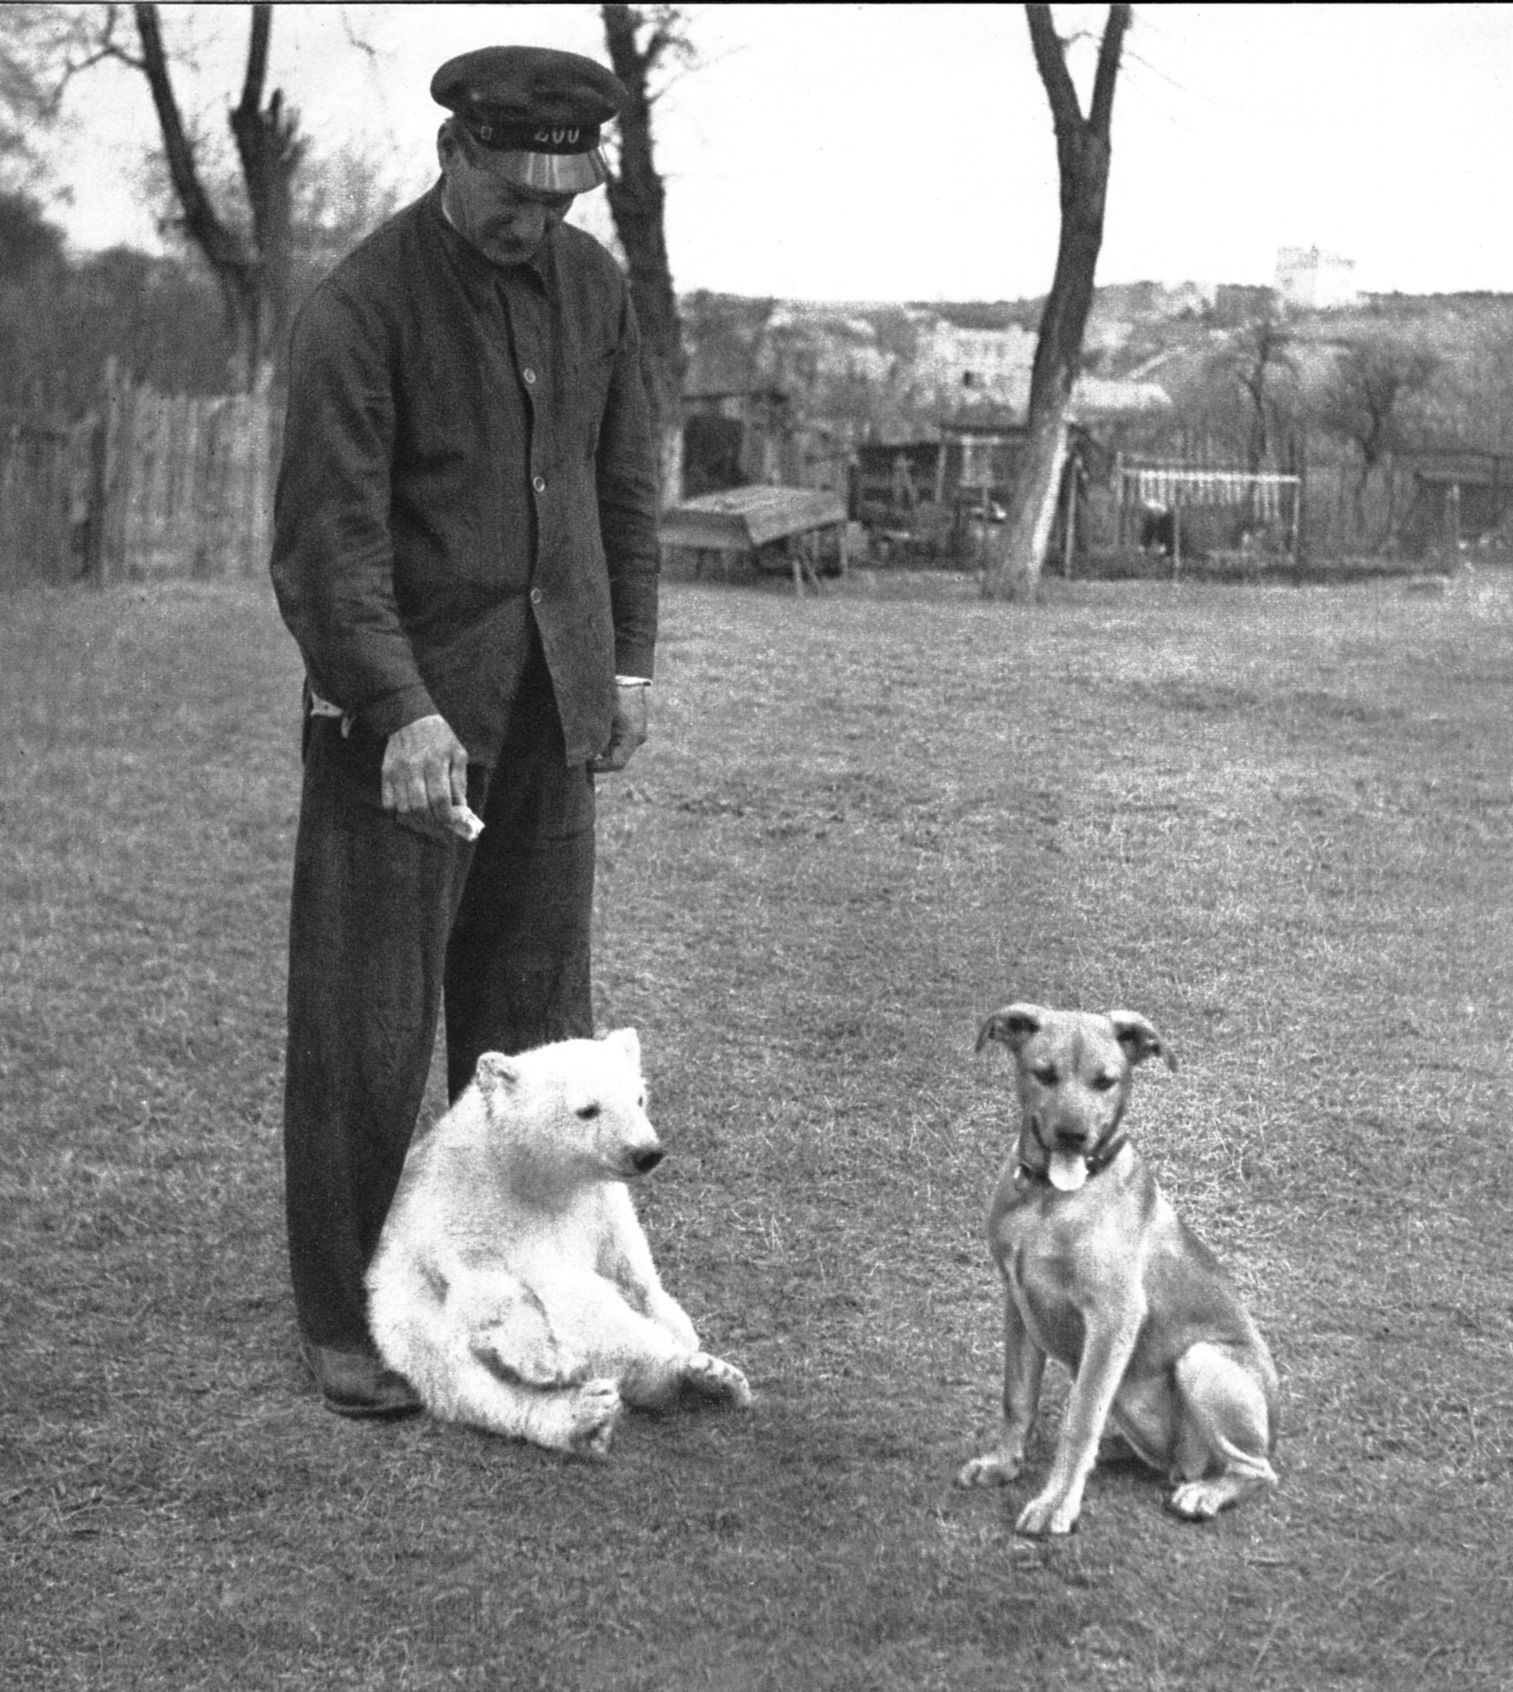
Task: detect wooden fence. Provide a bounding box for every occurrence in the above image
[0,414,91,590]
[0,367,280,590]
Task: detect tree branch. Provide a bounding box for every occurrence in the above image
[46,4,144,115]
[1025,4,1083,134]
[132,3,245,274]
[237,0,269,117]
[1087,4,1130,139]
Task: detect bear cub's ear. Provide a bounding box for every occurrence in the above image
[474,1051,521,1093]
[602,1027,641,1067]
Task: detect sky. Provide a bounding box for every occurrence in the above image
[37,2,1513,302]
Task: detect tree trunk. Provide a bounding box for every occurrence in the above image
[227,5,304,392]
[133,2,301,391]
[983,4,1129,599]
[601,4,688,508]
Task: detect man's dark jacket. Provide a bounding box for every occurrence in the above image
[270,184,660,766]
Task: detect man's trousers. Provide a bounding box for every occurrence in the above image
[282,652,596,1351]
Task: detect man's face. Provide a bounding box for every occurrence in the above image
[440,134,577,266]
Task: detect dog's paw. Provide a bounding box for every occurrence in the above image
[565,1379,623,1460]
[956,1453,1021,1489]
[1167,1480,1226,1520]
[1015,1491,1080,1537]
[1168,1473,1273,1519]
[684,1352,752,1408]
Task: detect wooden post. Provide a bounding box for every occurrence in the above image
[81,405,108,587]
[93,358,132,587]
[1114,451,1125,549]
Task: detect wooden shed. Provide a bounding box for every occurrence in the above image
[1398,447,1513,558]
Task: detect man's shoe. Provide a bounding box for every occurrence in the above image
[299,1338,422,1420]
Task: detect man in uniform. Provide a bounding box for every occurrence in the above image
[270,45,660,1417]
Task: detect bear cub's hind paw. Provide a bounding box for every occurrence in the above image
[563,1379,623,1459]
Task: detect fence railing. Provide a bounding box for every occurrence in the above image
[0,365,280,590]
[1115,462,1303,563]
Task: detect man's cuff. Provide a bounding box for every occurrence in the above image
[356,683,439,740]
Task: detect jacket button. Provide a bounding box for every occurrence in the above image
[532,474,547,493]
[530,588,542,605]
[522,367,537,384]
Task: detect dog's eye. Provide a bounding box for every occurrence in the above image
[1032,1065,1057,1085]
[1091,1075,1118,1092]
[576,1104,601,1120]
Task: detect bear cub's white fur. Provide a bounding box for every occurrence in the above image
[366,1028,751,1458]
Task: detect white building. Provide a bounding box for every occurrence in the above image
[1275,246,1359,312]
[913,319,1037,410]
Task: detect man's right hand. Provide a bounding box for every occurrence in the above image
[381,714,470,819]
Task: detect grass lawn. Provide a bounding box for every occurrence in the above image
[1,567,1510,1691]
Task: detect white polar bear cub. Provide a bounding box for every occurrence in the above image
[366,1028,751,1459]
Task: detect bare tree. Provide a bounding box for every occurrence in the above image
[600,3,690,506]
[1211,315,1297,474]
[0,10,48,176]
[0,5,100,186]
[983,3,1129,599]
[1316,337,1437,545]
[55,3,304,392]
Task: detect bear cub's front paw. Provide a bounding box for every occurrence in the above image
[683,1352,752,1408]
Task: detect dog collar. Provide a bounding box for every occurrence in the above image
[1017,1132,1129,1187]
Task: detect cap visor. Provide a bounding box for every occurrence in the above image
[492,148,609,193]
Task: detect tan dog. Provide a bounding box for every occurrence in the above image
[958,1004,1279,1535]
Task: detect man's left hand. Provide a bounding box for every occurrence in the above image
[590,682,649,773]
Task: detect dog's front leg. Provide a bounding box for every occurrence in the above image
[1016,1312,1141,1536]
[958,1294,1045,1488]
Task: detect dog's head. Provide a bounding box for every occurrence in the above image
[976,1003,1175,1191]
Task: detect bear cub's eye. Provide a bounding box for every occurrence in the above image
[576,1104,601,1120]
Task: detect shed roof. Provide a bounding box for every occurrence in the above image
[660,484,847,552]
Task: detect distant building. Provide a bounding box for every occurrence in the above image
[1275,246,1358,312]
[913,319,1037,411]
[682,388,795,495]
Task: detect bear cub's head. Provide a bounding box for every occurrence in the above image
[471,1028,664,1184]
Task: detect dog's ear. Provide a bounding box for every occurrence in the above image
[474,1051,521,1093]
[1107,1012,1177,1072]
[976,1003,1047,1055]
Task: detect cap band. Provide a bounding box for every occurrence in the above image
[464,116,602,154]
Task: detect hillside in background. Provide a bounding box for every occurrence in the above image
[681,283,1513,453]
[676,282,1513,562]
